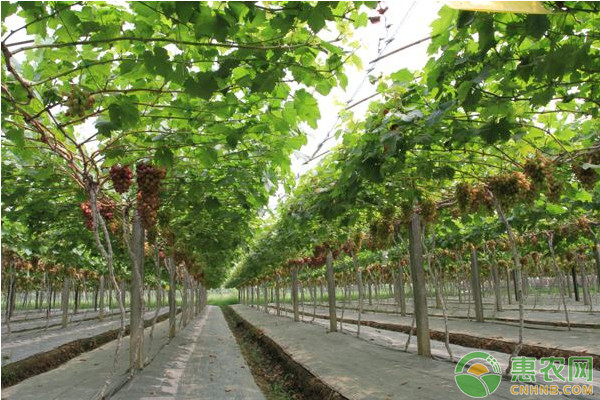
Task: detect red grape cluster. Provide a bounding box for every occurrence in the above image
[80,202,94,230]
[136,163,166,229]
[80,201,114,230]
[109,165,133,194]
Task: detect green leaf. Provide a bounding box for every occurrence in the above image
[546,203,566,215]
[95,120,118,137]
[457,11,475,29]
[143,46,172,78]
[119,59,137,74]
[431,6,457,37]
[251,71,278,93]
[226,129,243,149]
[1,2,18,21]
[525,14,549,39]
[108,96,140,130]
[5,127,25,148]
[307,5,328,33]
[194,12,228,41]
[155,147,174,168]
[531,88,554,106]
[476,17,496,54]
[198,147,218,167]
[457,80,474,102]
[574,190,592,203]
[293,89,320,129]
[175,1,198,23]
[390,69,413,84]
[204,195,221,210]
[184,73,218,99]
[477,118,512,144]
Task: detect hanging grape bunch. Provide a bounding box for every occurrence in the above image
[571,150,599,190]
[455,182,471,213]
[80,201,114,230]
[109,165,133,194]
[64,84,94,117]
[523,154,562,200]
[136,162,167,229]
[419,197,437,223]
[485,172,533,209]
[80,202,94,230]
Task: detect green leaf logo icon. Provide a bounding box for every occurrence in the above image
[455,351,502,398]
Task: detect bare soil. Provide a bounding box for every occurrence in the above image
[223,305,347,400]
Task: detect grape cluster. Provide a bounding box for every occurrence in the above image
[523,154,562,200]
[454,172,533,214]
[456,182,471,213]
[419,197,437,223]
[523,154,552,185]
[80,201,114,230]
[368,218,394,250]
[108,220,121,235]
[80,202,94,230]
[455,182,493,214]
[64,85,94,117]
[572,163,598,190]
[485,172,533,209]
[109,165,133,194]
[136,163,166,229]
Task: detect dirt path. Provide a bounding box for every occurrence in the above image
[231,305,590,400]
[267,304,600,368]
[113,305,264,399]
[2,307,168,366]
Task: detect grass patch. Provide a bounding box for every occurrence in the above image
[207,291,239,306]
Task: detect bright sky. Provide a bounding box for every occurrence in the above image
[269,1,443,210]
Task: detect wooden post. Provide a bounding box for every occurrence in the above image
[577,255,591,306]
[98,275,106,317]
[490,259,503,312]
[512,270,519,302]
[275,279,281,316]
[61,276,70,328]
[470,247,484,322]
[256,284,260,310]
[130,211,145,370]
[594,241,600,288]
[264,284,268,313]
[408,213,431,357]
[398,263,406,316]
[291,267,300,321]
[181,271,189,325]
[505,266,512,304]
[326,250,337,332]
[571,266,579,302]
[167,257,176,338]
[352,251,365,334]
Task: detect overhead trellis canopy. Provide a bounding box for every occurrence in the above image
[1,1,374,287]
[228,2,600,287]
